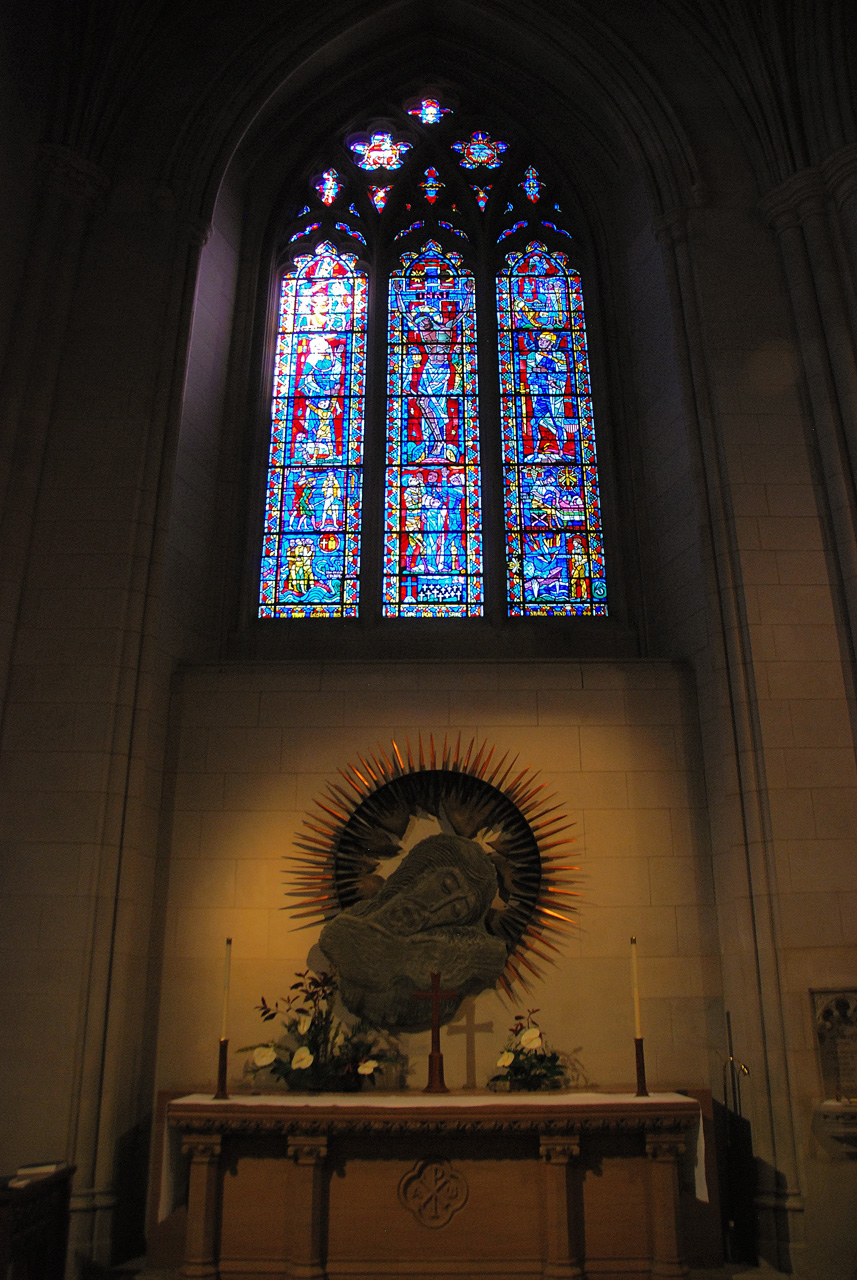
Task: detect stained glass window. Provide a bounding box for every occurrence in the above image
[498,221,528,241]
[289,222,322,242]
[383,242,483,617]
[261,101,610,629]
[335,222,366,244]
[541,221,572,238]
[452,131,507,168]
[350,132,411,170]
[420,168,444,203]
[521,166,544,202]
[395,221,426,240]
[497,242,606,616]
[315,169,342,205]
[259,243,367,618]
[408,98,452,124]
[368,185,391,212]
[437,220,468,240]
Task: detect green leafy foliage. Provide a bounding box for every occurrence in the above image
[239,969,401,1092]
[488,1008,589,1092]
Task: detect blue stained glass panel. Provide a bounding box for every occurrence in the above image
[259,242,367,618]
[384,242,483,617]
[521,166,544,202]
[496,242,607,616]
[498,221,528,241]
[437,220,468,240]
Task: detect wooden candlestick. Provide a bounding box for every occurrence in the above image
[634,1037,649,1097]
[214,1037,229,1100]
[214,938,232,1100]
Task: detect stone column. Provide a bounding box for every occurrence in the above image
[655,210,805,1264]
[286,1134,328,1280]
[539,1136,584,1279]
[180,1134,221,1279]
[645,1130,688,1280]
[823,144,857,326]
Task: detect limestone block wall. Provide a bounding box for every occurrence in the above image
[153,658,721,1097]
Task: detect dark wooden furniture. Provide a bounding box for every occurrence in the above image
[0,1166,75,1280]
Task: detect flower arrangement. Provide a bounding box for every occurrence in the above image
[488,1008,588,1092]
[240,969,401,1092]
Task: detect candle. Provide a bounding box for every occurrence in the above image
[630,935,642,1039]
[220,937,232,1041]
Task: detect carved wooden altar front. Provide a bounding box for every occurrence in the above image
[167,1092,701,1280]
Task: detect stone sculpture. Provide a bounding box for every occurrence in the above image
[319,832,508,1031]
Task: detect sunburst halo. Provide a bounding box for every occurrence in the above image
[285,733,579,999]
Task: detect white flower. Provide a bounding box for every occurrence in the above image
[297,1013,312,1035]
[497,1050,514,1068]
[357,1059,378,1075]
[519,1027,542,1051]
[253,1045,276,1068]
[291,1046,314,1070]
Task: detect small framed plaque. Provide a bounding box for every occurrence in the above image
[813,990,857,1100]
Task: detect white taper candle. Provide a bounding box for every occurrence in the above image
[631,935,642,1039]
[220,937,232,1041]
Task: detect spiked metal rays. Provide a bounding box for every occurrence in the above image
[287,734,579,999]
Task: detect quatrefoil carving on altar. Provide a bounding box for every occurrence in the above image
[398,1158,469,1228]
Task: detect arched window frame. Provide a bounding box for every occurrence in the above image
[246,93,624,657]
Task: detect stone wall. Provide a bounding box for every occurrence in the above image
[154,659,719,1094]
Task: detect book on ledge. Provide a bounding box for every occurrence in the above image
[15,1161,70,1177]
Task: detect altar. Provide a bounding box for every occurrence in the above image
[167,1091,704,1280]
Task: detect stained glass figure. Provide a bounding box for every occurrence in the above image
[368,185,391,212]
[315,169,342,205]
[452,131,508,168]
[420,167,444,203]
[259,242,367,618]
[289,222,322,242]
[408,97,452,124]
[541,221,572,238]
[471,184,492,211]
[336,222,367,245]
[521,166,544,203]
[497,221,528,241]
[350,131,411,170]
[384,241,483,617]
[497,243,606,616]
[437,220,468,240]
[349,203,361,218]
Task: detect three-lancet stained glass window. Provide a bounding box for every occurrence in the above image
[384,243,483,617]
[497,243,606,615]
[259,243,367,617]
[258,97,608,623]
